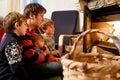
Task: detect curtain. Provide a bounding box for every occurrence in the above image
[7,0,43,14]
[7,0,20,13]
[7,0,29,14]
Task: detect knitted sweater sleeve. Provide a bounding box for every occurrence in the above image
[5,40,30,80]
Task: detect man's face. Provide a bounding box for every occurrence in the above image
[33,12,44,28]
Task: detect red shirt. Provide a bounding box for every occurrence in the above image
[20,29,57,64]
[0,28,5,42]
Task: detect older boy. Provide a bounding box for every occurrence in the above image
[0,12,29,80]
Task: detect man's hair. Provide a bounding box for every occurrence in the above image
[41,18,54,30]
[3,11,26,32]
[23,3,46,19]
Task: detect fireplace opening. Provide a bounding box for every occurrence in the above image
[91,4,120,41]
[83,5,120,55]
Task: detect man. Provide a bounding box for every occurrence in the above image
[21,3,63,80]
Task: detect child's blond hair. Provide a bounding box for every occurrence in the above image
[3,11,26,32]
[41,18,54,30]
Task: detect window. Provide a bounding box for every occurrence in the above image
[20,0,44,13]
[30,0,43,4]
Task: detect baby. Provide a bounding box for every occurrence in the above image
[31,34,59,62]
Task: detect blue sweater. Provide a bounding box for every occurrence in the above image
[0,32,29,80]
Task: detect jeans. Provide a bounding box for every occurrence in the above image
[26,62,63,80]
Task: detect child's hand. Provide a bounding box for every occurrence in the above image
[55,58,61,62]
[43,45,50,55]
[48,55,60,62]
[54,50,61,57]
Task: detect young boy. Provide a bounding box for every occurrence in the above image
[41,18,61,57]
[0,12,29,80]
[31,34,59,62]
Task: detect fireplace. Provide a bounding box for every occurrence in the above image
[91,4,120,22]
[83,5,120,54]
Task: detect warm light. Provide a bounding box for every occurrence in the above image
[107,21,120,39]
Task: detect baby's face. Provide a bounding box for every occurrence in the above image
[35,40,44,48]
